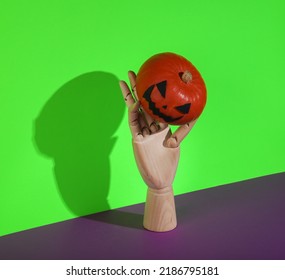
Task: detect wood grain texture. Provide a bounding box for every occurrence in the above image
[143,187,177,232]
[132,128,180,189]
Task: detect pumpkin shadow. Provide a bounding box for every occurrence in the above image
[34,71,125,216]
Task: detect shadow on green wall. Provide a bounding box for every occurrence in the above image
[34,71,125,216]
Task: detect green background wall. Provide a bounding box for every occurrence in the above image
[1,0,284,237]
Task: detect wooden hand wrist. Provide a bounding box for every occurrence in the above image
[143,186,177,232]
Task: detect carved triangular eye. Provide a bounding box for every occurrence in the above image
[156,80,167,98]
[143,84,155,100]
[175,103,191,114]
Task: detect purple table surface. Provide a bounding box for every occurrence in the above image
[1,172,285,260]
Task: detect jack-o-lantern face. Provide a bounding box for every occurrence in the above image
[143,80,191,123]
[136,52,207,125]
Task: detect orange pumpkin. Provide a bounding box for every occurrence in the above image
[136,52,207,125]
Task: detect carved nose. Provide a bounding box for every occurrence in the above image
[162,105,167,109]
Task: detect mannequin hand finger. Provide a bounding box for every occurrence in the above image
[165,119,197,148]
[119,80,135,108]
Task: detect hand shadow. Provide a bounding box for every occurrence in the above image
[34,71,125,216]
[85,209,144,230]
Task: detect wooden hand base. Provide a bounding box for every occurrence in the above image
[143,187,177,232]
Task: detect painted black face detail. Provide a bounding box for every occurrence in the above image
[143,80,191,123]
[175,103,191,114]
[156,80,167,98]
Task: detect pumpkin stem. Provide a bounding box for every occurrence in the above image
[181,71,192,83]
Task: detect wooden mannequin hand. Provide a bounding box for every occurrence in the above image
[132,125,179,189]
[119,71,196,189]
[119,71,196,231]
